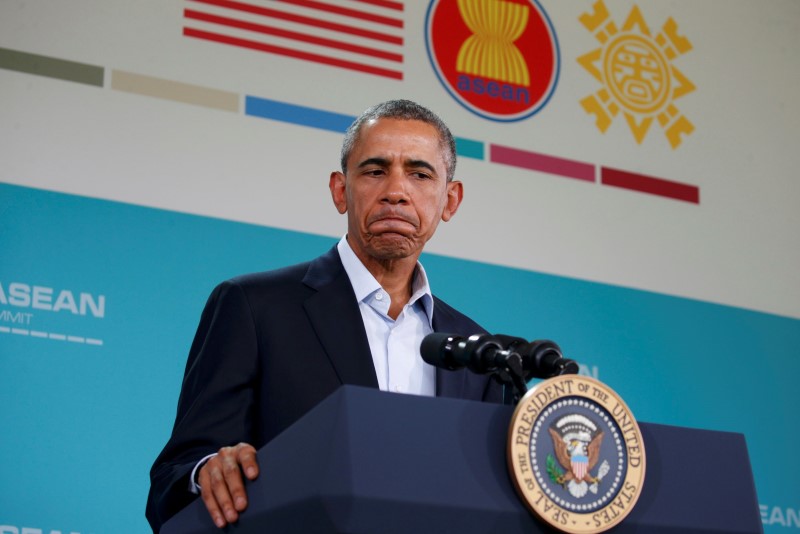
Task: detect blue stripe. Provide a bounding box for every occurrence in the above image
[245,96,355,133]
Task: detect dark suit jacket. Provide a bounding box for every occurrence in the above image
[146,246,502,532]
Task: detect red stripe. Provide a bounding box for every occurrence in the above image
[351,0,404,10]
[185,9,402,62]
[601,167,699,204]
[184,27,403,80]
[275,0,403,28]
[188,0,402,45]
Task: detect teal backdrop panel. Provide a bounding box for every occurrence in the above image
[1,183,798,532]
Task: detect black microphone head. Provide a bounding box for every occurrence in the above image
[532,340,564,379]
[511,339,566,379]
[462,334,505,374]
[421,333,505,373]
[492,334,528,355]
[420,332,462,370]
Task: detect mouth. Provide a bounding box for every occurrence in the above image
[367,213,417,236]
[369,219,414,232]
[368,210,417,229]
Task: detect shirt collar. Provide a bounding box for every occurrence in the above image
[337,235,434,324]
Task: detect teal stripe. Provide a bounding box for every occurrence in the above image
[456,137,484,160]
[0,47,104,87]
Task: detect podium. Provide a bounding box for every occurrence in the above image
[162,386,763,533]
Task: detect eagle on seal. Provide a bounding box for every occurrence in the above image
[548,416,604,498]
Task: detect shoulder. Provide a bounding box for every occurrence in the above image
[219,245,343,294]
[202,245,345,311]
[230,261,310,290]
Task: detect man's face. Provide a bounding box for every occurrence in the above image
[330,118,462,265]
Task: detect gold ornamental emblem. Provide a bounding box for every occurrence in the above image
[577,1,695,149]
[508,375,646,533]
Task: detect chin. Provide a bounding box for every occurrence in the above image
[367,235,417,259]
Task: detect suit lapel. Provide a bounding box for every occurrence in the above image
[302,246,379,389]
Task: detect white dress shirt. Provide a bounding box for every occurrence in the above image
[337,235,436,397]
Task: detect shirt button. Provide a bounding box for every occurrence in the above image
[394,385,403,392]
[375,292,384,301]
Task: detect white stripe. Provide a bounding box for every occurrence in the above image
[0,328,105,345]
[0,328,104,346]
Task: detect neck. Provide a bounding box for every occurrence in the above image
[355,251,419,320]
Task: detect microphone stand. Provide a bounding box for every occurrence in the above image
[493,350,529,405]
[494,348,580,405]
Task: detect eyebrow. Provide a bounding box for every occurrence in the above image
[356,157,438,175]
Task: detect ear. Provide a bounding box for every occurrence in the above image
[329,171,348,214]
[441,180,463,222]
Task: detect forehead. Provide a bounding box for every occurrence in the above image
[349,118,446,170]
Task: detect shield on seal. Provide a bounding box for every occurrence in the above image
[571,454,589,481]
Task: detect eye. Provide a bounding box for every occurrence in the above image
[364,168,385,177]
[411,171,432,180]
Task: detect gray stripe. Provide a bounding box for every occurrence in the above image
[0,47,104,86]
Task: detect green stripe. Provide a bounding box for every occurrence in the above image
[455,137,484,160]
[0,47,104,87]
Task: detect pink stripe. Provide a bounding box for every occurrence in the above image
[490,144,595,182]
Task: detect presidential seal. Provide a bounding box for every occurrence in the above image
[508,375,645,533]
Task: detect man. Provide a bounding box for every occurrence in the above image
[146,100,503,532]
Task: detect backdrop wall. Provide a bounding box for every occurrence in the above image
[1,1,798,532]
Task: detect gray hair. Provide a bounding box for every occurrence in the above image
[340,99,457,181]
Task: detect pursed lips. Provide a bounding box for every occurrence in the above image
[368,210,418,232]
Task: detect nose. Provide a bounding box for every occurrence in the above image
[381,167,410,204]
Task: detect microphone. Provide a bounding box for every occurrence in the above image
[420,333,510,374]
[493,335,580,378]
[421,333,579,379]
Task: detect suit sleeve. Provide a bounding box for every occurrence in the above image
[146,280,261,532]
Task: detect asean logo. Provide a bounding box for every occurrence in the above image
[578,1,696,148]
[425,0,560,122]
[508,375,646,533]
